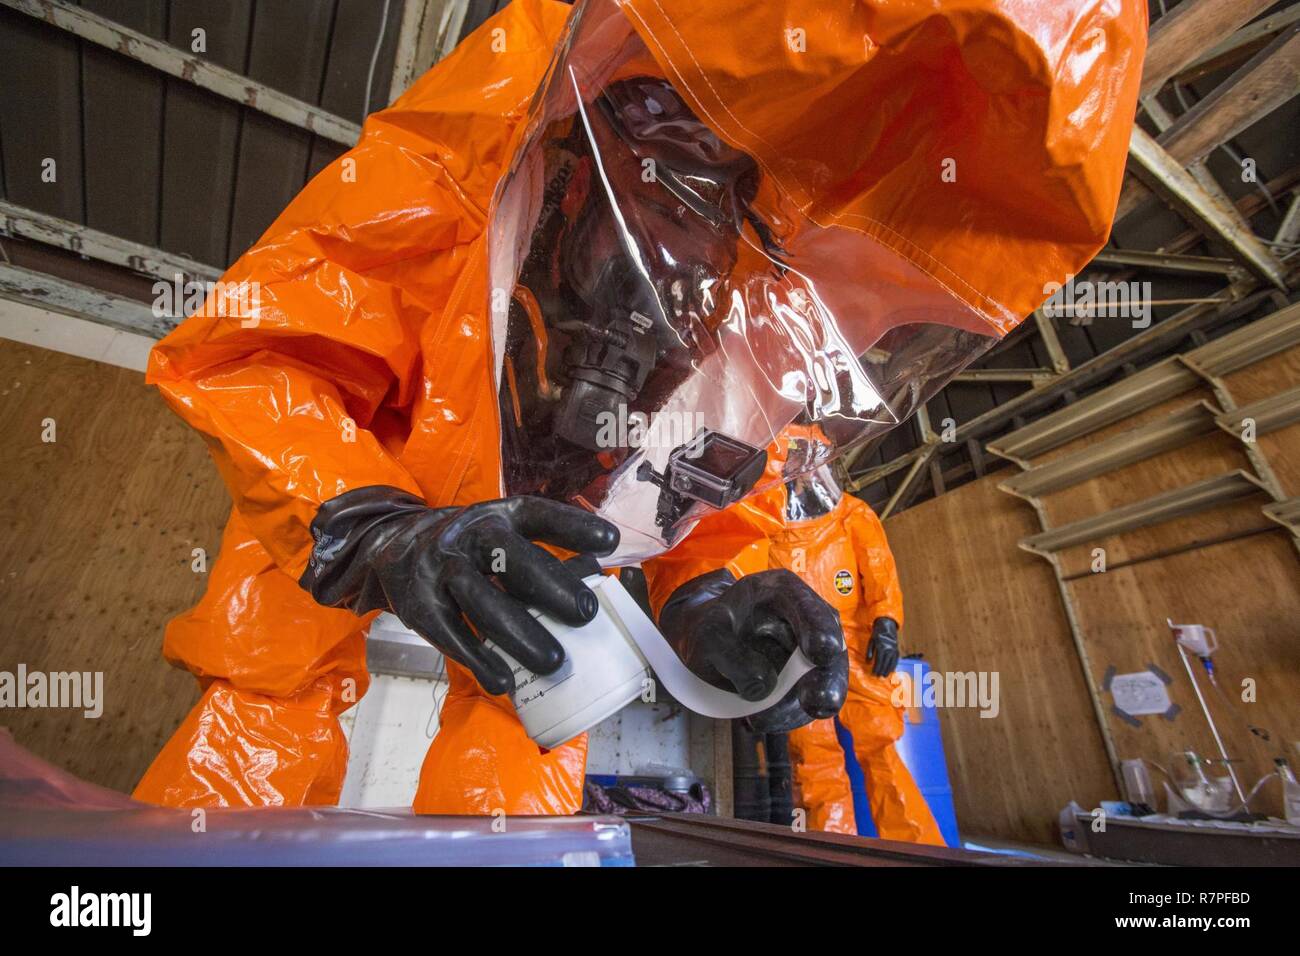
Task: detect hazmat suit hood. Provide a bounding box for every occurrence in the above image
[488,0,1145,561]
[777,425,846,523]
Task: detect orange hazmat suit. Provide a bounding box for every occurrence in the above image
[134,0,1145,814]
[772,471,943,844]
[676,425,944,843]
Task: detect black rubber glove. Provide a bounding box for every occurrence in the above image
[658,568,849,733]
[866,617,900,677]
[299,486,619,695]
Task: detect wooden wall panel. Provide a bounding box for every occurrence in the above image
[1257,421,1300,498]
[1025,369,1292,579]
[883,476,1118,846]
[1224,346,1300,496]
[0,340,229,794]
[903,342,1300,842]
[1036,345,1300,816]
[1031,385,1237,527]
[1066,533,1299,818]
[1043,403,1272,577]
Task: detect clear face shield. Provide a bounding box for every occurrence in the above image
[488,0,1008,562]
[784,467,844,524]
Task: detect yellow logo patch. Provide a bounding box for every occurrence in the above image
[833,570,854,595]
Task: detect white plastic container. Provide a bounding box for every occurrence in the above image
[486,575,652,750]
[1120,758,1155,806]
[1169,621,1217,656]
[491,573,820,748]
[374,574,818,750]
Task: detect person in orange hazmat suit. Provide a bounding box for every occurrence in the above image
[766,430,943,843]
[133,0,1145,814]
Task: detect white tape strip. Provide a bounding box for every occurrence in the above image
[371,575,817,724]
[596,575,815,719]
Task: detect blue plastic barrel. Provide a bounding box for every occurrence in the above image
[835,658,960,847]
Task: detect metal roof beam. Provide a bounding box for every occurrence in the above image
[1119,22,1300,223]
[1140,0,1277,98]
[1214,384,1300,437]
[846,283,1273,492]
[1127,127,1288,288]
[1019,471,1268,556]
[1176,4,1300,84]
[388,0,472,103]
[1087,248,1245,278]
[986,299,1300,464]
[0,262,176,338]
[0,200,221,284]
[999,402,1220,500]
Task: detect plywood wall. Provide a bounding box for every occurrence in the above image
[1225,346,1300,497]
[884,476,1119,846]
[1035,353,1299,818]
[885,346,1300,846]
[1064,531,1298,815]
[0,339,229,793]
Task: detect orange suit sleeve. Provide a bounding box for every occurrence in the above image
[146,0,574,577]
[844,496,904,628]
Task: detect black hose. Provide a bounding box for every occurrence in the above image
[765,733,794,826]
[731,722,771,823]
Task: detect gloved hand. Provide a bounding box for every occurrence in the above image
[658,568,848,733]
[299,486,619,695]
[866,617,900,677]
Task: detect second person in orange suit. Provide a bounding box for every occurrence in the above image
[767,434,945,845]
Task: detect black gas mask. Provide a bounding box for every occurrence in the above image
[499,77,774,507]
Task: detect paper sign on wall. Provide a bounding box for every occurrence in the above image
[1109,671,1172,716]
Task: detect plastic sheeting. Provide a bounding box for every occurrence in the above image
[0,732,632,866]
[491,0,1147,559]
